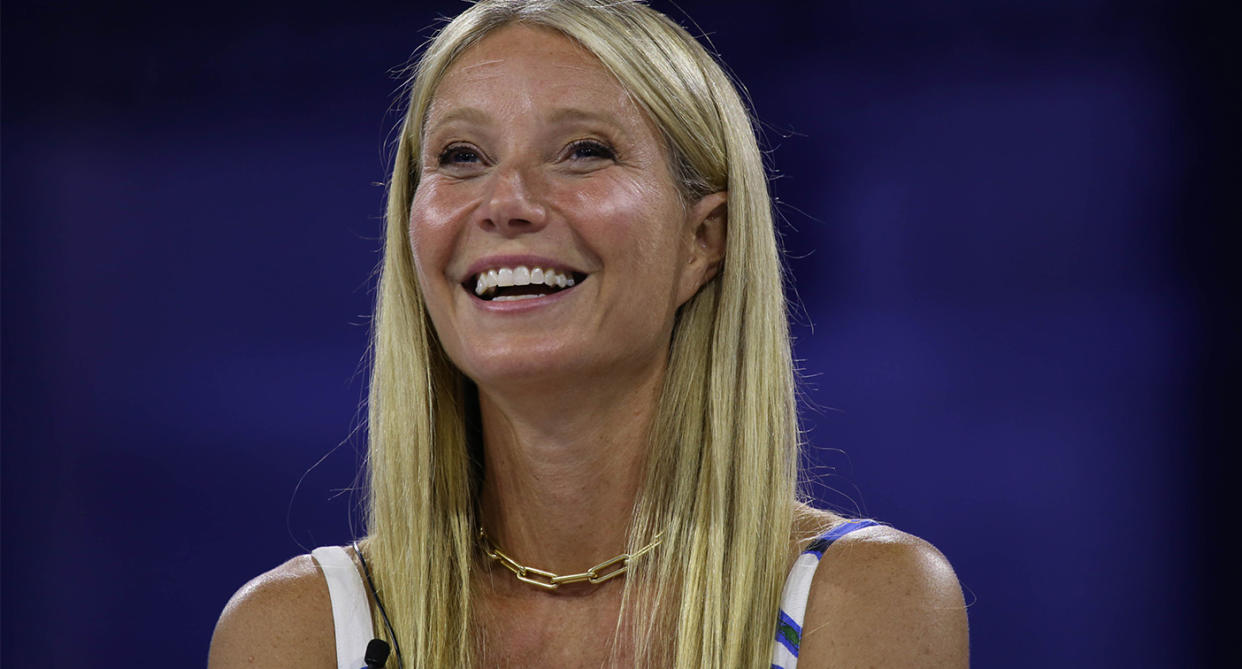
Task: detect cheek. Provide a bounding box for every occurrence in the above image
[576,178,690,326]
[408,182,469,285]
[570,175,683,258]
[407,193,462,350]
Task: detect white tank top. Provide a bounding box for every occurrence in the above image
[311,520,878,669]
[310,546,373,669]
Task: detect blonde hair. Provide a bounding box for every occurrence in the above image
[364,1,798,666]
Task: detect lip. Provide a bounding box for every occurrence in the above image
[468,282,579,313]
[460,253,588,313]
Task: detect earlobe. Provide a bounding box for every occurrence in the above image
[678,191,728,305]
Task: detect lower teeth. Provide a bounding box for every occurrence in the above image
[491,294,542,302]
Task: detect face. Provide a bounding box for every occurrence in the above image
[409,24,724,391]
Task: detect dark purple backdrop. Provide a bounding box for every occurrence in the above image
[4,1,1237,666]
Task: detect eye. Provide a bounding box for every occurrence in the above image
[437,143,483,166]
[565,139,616,162]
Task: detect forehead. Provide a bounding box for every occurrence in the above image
[424,23,645,132]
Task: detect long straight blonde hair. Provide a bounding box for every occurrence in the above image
[364,1,799,666]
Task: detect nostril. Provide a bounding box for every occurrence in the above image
[480,173,547,233]
[480,215,542,234]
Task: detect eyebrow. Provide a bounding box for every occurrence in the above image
[545,107,626,129]
[423,106,630,139]
[423,107,492,137]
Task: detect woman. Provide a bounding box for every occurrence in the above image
[209,1,969,667]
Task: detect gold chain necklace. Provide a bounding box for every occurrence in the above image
[478,527,663,592]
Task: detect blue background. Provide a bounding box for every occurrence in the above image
[3,0,1236,666]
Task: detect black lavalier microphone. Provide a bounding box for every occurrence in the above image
[353,540,405,669]
[365,638,391,668]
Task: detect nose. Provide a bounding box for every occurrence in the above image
[477,164,547,236]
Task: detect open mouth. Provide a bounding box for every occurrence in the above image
[467,266,588,302]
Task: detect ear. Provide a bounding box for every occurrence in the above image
[676,190,728,306]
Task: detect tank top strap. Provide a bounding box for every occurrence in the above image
[771,519,880,669]
[311,546,376,669]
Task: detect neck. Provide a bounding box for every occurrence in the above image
[475,361,664,580]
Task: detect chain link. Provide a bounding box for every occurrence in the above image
[478,527,663,591]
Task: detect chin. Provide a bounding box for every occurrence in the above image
[454,342,590,390]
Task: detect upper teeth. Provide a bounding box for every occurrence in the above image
[473,266,576,296]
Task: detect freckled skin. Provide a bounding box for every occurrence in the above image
[410,25,717,395]
[792,514,970,669]
[207,554,337,669]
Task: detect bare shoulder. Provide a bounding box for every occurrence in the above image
[207,553,337,669]
[796,514,969,668]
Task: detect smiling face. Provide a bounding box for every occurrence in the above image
[409,24,724,391]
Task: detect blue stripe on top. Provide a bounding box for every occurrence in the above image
[771,519,880,669]
[775,608,802,656]
[802,519,879,559]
